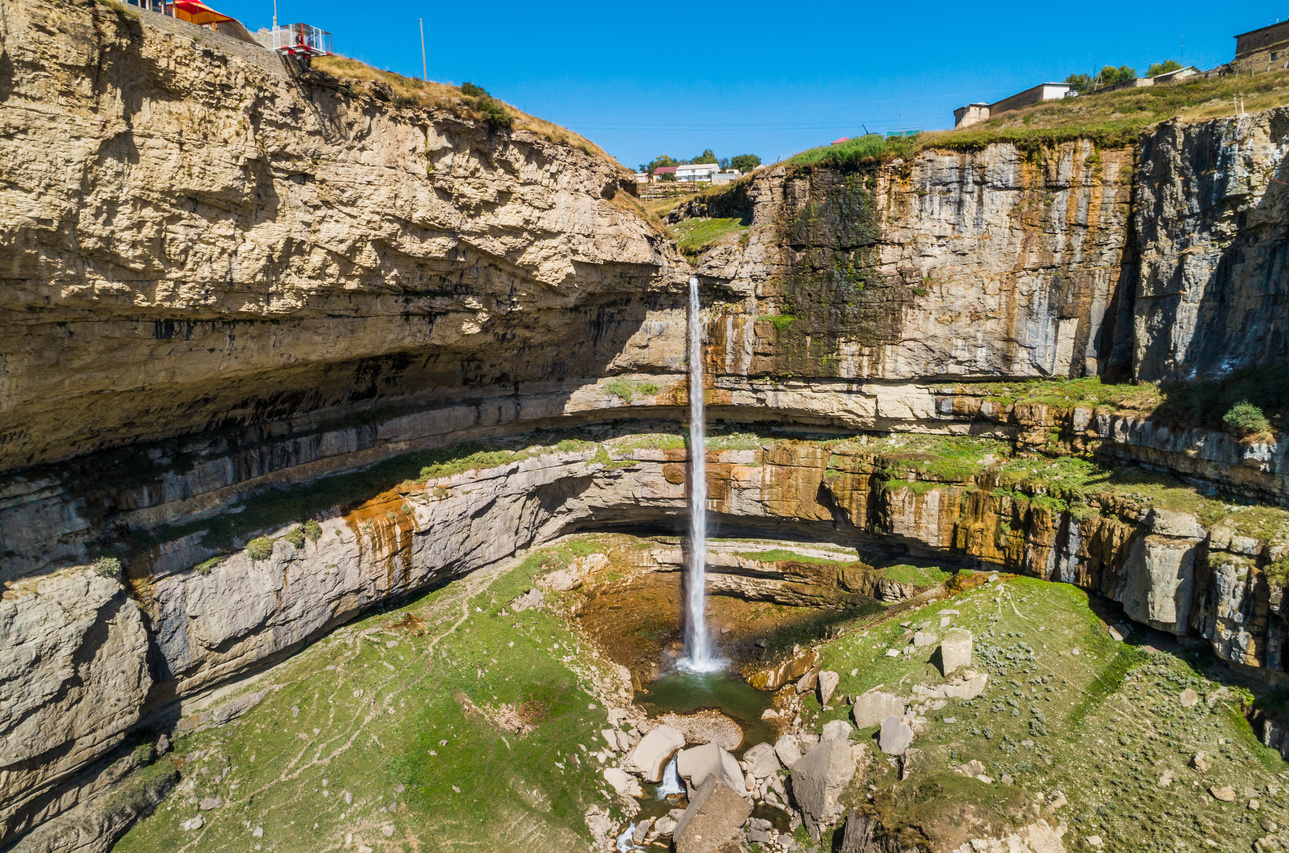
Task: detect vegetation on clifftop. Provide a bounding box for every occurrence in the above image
[786,67,1289,167]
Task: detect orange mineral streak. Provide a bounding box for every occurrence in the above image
[342,485,418,595]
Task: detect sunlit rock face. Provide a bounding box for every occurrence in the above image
[3,0,1289,848]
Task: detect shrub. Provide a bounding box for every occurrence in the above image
[92,556,123,578]
[1222,401,1271,438]
[283,526,307,548]
[246,537,276,562]
[476,97,512,130]
[194,557,223,576]
[303,519,323,542]
[460,81,487,98]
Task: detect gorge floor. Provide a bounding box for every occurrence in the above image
[110,534,1289,853]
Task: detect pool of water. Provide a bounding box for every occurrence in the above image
[635,668,778,755]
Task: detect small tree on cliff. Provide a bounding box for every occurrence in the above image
[729,154,761,172]
[1147,59,1183,77]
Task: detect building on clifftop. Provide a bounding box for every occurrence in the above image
[953,83,1071,129]
[1234,20,1289,72]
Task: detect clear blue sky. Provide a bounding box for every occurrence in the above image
[216,0,1287,169]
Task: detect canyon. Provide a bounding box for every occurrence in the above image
[1,0,1288,850]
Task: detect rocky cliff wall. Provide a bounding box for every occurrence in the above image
[688,111,1289,386]
[0,0,685,476]
[5,434,1285,845]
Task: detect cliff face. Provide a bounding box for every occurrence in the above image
[4,2,1289,849]
[691,113,1289,387]
[697,141,1134,382]
[0,0,684,476]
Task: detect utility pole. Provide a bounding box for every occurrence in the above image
[420,18,427,82]
[272,0,277,29]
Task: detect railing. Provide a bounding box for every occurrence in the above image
[271,24,333,56]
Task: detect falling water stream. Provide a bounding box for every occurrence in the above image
[682,275,719,672]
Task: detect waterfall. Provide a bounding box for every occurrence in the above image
[683,275,719,672]
[656,756,683,798]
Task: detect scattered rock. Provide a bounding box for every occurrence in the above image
[198,797,221,811]
[1158,770,1174,788]
[876,579,914,602]
[1180,688,1199,708]
[155,734,170,756]
[1190,753,1211,772]
[821,719,853,742]
[878,716,914,756]
[774,733,803,768]
[627,724,686,783]
[852,690,906,729]
[653,815,678,837]
[796,669,819,694]
[381,824,395,837]
[252,827,263,838]
[584,806,614,841]
[913,631,937,648]
[1210,785,1236,802]
[673,777,752,853]
[939,628,973,675]
[742,743,780,779]
[604,767,643,798]
[790,737,857,839]
[541,565,584,592]
[817,670,840,705]
[509,588,543,613]
[180,816,204,831]
[677,743,746,796]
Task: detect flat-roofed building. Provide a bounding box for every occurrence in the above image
[953,84,1070,129]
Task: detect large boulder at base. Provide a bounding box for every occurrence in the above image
[627,724,686,783]
[742,743,781,779]
[677,743,747,796]
[790,737,857,839]
[673,776,753,853]
[821,719,853,741]
[879,716,914,756]
[852,690,906,729]
[939,628,973,674]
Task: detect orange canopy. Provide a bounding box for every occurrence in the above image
[172,0,234,25]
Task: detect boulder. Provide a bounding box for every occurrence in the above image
[790,737,856,839]
[677,743,746,796]
[604,767,642,798]
[742,743,780,779]
[878,716,914,756]
[796,668,819,694]
[821,719,853,741]
[913,631,937,648]
[852,690,906,729]
[817,670,840,705]
[1180,688,1199,708]
[673,777,753,853]
[939,628,973,674]
[774,733,803,768]
[626,724,686,783]
[508,588,544,612]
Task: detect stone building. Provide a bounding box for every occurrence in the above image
[953,83,1070,129]
[1234,21,1289,72]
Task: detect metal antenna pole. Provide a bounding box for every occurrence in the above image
[272,0,277,28]
[420,18,427,81]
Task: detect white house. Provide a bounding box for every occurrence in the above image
[675,163,721,183]
[711,170,743,185]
